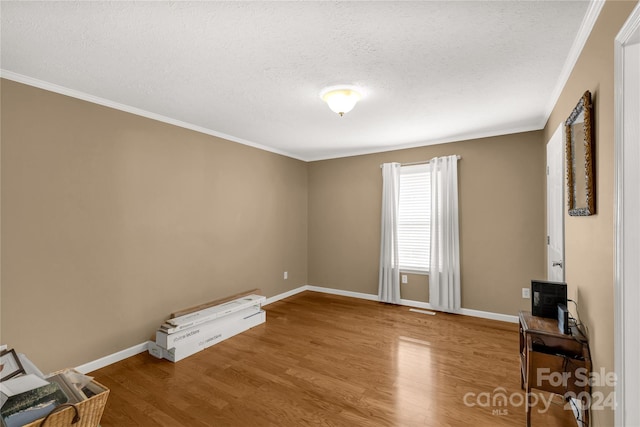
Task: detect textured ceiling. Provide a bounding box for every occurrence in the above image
[1,1,594,161]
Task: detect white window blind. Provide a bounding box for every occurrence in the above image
[398,164,431,273]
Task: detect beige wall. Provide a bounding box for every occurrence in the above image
[308,131,546,315]
[542,1,638,426]
[0,80,308,372]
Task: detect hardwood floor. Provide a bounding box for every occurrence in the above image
[91,291,576,426]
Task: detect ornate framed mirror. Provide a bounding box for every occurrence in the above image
[565,91,595,216]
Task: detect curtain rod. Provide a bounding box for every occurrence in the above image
[379,155,461,168]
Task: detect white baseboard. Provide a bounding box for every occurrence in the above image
[263,286,307,305]
[306,285,378,301]
[76,284,518,373]
[458,307,518,324]
[308,286,518,323]
[399,298,433,310]
[75,341,150,374]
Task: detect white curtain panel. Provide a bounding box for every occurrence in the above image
[378,162,401,304]
[429,155,461,312]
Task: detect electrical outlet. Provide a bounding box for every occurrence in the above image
[401,274,408,284]
[284,271,288,280]
[522,288,530,299]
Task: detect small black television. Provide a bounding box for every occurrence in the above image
[531,280,567,319]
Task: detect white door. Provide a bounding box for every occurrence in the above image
[547,124,565,282]
[615,6,640,426]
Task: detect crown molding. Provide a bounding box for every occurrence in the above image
[0,70,306,162]
[304,124,543,162]
[542,0,605,125]
[5,67,540,163]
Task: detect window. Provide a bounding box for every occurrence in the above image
[398,164,430,273]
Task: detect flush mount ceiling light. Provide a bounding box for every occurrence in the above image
[320,86,362,117]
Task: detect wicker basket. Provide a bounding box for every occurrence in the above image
[22,374,109,427]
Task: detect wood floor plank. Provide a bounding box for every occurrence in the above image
[91,291,577,426]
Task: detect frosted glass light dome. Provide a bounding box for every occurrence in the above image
[320,86,362,117]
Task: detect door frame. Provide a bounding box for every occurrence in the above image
[614,4,640,426]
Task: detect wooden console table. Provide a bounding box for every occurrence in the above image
[519,311,591,427]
